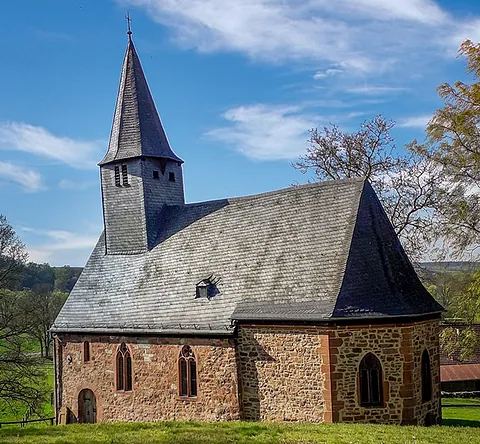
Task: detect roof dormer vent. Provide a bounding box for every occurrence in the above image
[195,274,220,299]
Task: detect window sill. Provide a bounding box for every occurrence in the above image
[176,395,198,402]
[115,390,133,395]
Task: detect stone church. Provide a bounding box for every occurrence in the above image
[51,33,444,426]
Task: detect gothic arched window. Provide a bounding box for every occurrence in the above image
[178,345,197,398]
[359,353,383,407]
[116,343,132,392]
[421,349,432,402]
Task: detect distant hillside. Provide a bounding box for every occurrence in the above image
[417,262,480,274]
[21,263,83,293]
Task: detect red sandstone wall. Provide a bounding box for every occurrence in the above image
[236,326,332,422]
[329,319,441,425]
[57,335,239,422]
[411,321,442,425]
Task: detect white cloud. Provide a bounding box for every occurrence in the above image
[121,0,473,74]
[0,122,103,169]
[398,114,432,128]
[207,104,318,160]
[346,86,409,95]
[313,68,344,79]
[23,227,99,266]
[0,161,43,192]
[334,0,448,25]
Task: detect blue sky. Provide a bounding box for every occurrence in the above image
[1,0,480,266]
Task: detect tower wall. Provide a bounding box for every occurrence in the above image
[101,160,147,254]
[141,158,184,249]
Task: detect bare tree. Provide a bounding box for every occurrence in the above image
[27,290,67,359]
[294,115,441,260]
[0,289,48,412]
[0,215,28,289]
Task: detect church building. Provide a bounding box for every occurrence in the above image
[51,32,444,426]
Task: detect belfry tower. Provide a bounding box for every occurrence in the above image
[98,30,184,254]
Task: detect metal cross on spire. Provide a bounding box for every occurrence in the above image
[126,12,133,38]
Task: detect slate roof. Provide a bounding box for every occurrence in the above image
[52,179,443,335]
[98,36,183,166]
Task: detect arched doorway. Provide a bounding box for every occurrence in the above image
[78,389,97,424]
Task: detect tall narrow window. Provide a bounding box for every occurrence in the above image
[359,353,383,407]
[178,345,197,398]
[121,165,128,186]
[422,349,432,402]
[116,343,132,392]
[114,166,121,187]
[83,341,90,363]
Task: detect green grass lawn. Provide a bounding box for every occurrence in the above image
[0,360,54,423]
[1,420,480,444]
[1,400,480,443]
[442,398,480,427]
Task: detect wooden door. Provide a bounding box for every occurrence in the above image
[78,389,96,424]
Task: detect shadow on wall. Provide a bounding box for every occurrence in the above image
[237,330,275,421]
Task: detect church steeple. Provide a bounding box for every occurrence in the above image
[99,34,183,166]
[99,31,185,255]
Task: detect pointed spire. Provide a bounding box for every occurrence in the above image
[99,34,183,166]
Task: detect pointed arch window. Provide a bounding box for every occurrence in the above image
[178,345,197,398]
[421,349,432,402]
[359,353,383,407]
[116,343,132,392]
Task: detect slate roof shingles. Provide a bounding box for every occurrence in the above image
[52,178,443,335]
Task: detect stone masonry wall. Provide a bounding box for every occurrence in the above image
[410,321,441,425]
[237,326,331,422]
[329,319,441,425]
[57,335,239,422]
[238,319,440,425]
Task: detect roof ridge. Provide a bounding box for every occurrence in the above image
[185,177,366,206]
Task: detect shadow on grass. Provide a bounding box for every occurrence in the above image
[442,418,480,428]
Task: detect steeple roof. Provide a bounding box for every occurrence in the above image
[99,36,183,166]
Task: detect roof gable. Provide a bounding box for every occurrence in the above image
[332,181,444,318]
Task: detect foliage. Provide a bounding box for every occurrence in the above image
[0,289,49,415]
[20,263,82,294]
[21,263,55,293]
[0,420,480,443]
[294,115,440,260]
[0,215,28,290]
[426,40,480,257]
[53,266,82,293]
